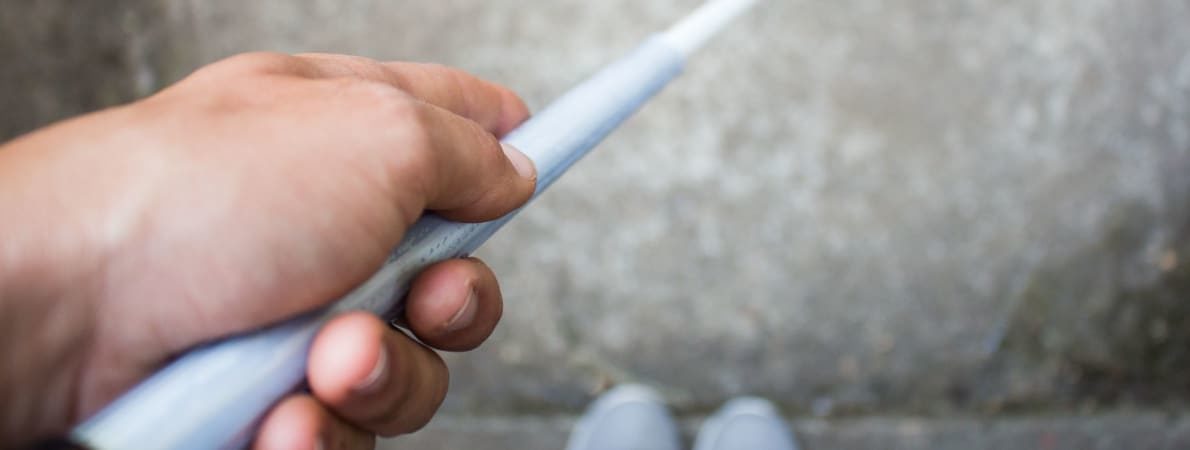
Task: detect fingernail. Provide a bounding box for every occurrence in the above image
[352,345,388,395]
[445,288,479,332]
[501,143,536,180]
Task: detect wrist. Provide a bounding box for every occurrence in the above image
[0,269,96,444]
[0,137,100,445]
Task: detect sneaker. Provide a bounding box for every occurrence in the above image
[692,397,799,450]
[565,384,683,450]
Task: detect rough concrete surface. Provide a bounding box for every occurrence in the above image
[4,0,1190,448]
[392,412,1190,450]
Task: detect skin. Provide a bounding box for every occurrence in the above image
[0,52,536,449]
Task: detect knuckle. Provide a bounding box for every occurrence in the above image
[335,80,438,217]
[339,79,425,128]
[346,80,418,120]
[411,62,458,81]
[378,98,435,165]
[336,54,386,76]
[209,52,301,76]
[299,53,386,78]
[376,87,424,128]
[168,53,305,109]
[181,53,307,101]
[418,62,451,72]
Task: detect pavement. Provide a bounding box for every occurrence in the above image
[3,0,1190,448]
[393,412,1190,450]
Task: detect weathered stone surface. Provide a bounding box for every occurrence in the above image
[3,0,1190,426]
[0,0,197,140]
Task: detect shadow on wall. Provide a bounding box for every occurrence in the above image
[993,201,1190,411]
[0,0,196,141]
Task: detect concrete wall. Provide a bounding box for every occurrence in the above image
[3,0,1190,417]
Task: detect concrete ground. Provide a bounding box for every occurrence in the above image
[394,413,1190,450]
[3,0,1190,448]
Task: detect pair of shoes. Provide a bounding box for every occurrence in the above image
[564,385,799,450]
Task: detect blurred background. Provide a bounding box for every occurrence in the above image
[4,0,1190,448]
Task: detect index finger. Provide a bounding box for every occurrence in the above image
[294,54,530,136]
[383,62,531,137]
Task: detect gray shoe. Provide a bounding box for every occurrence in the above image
[565,384,683,450]
[693,397,799,450]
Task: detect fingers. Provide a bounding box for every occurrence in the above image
[404,257,504,352]
[307,312,449,437]
[304,258,502,438]
[403,103,537,221]
[198,52,538,223]
[294,53,539,221]
[254,394,375,450]
[295,54,530,136]
[300,56,538,222]
[383,62,530,136]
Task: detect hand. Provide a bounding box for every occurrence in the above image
[0,52,535,449]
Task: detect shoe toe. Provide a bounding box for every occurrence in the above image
[565,385,682,450]
[694,397,799,450]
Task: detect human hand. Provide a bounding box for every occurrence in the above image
[0,52,535,449]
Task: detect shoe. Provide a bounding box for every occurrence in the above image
[564,384,683,450]
[692,397,799,450]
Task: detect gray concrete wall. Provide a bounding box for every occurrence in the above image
[4,0,1190,423]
